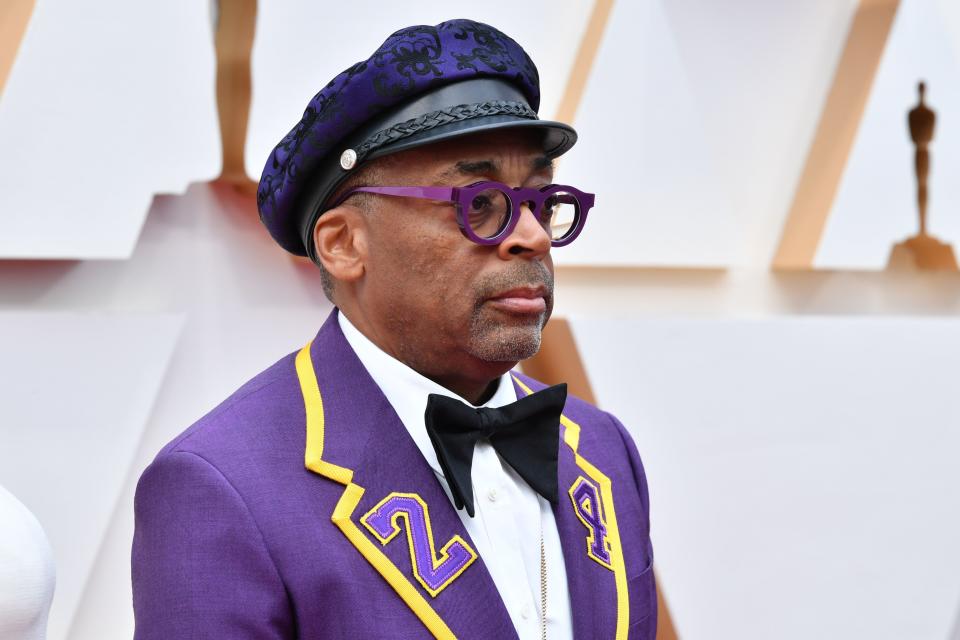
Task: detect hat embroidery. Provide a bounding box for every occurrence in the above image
[372,26,444,96]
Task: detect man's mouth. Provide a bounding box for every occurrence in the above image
[485,286,548,314]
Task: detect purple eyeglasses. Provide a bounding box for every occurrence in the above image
[331,181,595,247]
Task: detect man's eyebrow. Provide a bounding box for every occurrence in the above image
[436,156,553,181]
[434,160,497,182]
[532,155,553,172]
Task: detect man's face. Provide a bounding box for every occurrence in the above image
[352,129,556,390]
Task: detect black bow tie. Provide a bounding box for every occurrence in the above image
[424,383,567,517]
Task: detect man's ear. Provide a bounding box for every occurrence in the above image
[312,205,368,284]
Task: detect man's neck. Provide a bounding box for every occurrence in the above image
[459,377,500,406]
[338,308,508,405]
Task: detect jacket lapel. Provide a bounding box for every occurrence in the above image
[512,374,631,640]
[298,312,517,640]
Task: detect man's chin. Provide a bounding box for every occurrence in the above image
[466,323,544,364]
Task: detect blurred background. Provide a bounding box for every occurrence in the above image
[2,0,960,638]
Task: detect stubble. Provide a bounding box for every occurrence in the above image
[466,261,554,363]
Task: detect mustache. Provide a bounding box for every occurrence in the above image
[473,262,554,304]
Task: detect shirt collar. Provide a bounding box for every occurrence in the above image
[337,310,518,475]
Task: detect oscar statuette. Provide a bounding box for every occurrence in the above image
[888,81,958,271]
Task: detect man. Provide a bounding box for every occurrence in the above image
[132,19,656,639]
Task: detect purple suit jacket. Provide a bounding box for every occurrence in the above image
[132,311,656,639]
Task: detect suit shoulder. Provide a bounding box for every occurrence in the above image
[511,371,621,441]
[157,350,304,461]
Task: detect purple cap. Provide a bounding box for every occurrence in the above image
[256,19,578,258]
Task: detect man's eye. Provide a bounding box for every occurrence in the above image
[471,195,493,211]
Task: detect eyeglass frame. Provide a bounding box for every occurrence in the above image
[329,181,595,247]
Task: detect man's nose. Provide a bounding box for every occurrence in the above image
[497,202,551,258]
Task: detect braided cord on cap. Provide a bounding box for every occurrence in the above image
[352,100,537,163]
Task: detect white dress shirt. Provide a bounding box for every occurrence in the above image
[339,312,573,639]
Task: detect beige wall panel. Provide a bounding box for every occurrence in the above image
[772,0,898,270]
[0,0,35,100]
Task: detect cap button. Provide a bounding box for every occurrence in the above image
[340,149,357,170]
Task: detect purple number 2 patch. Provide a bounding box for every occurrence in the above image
[360,492,477,597]
[569,476,614,569]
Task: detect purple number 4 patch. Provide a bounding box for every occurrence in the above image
[569,476,614,569]
[361,492,477,597]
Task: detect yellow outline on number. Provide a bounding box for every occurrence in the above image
[361,492,477,598]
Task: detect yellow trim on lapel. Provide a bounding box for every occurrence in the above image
[295,345,353,485]
[296,343,457,640]
[512,374,631,640]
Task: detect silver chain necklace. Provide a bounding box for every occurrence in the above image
[539,522,547,640]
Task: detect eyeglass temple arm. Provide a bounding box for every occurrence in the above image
[332,185,457,208]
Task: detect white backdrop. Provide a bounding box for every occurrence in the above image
[0,0,219,259]
[573,316,960,639]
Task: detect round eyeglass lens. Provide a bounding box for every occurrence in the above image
[543,191,580,241]
[466,187,511,239]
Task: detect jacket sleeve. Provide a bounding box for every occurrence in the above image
[608,413,659,638]
[132,450,293,639]
[608,412,651,540]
